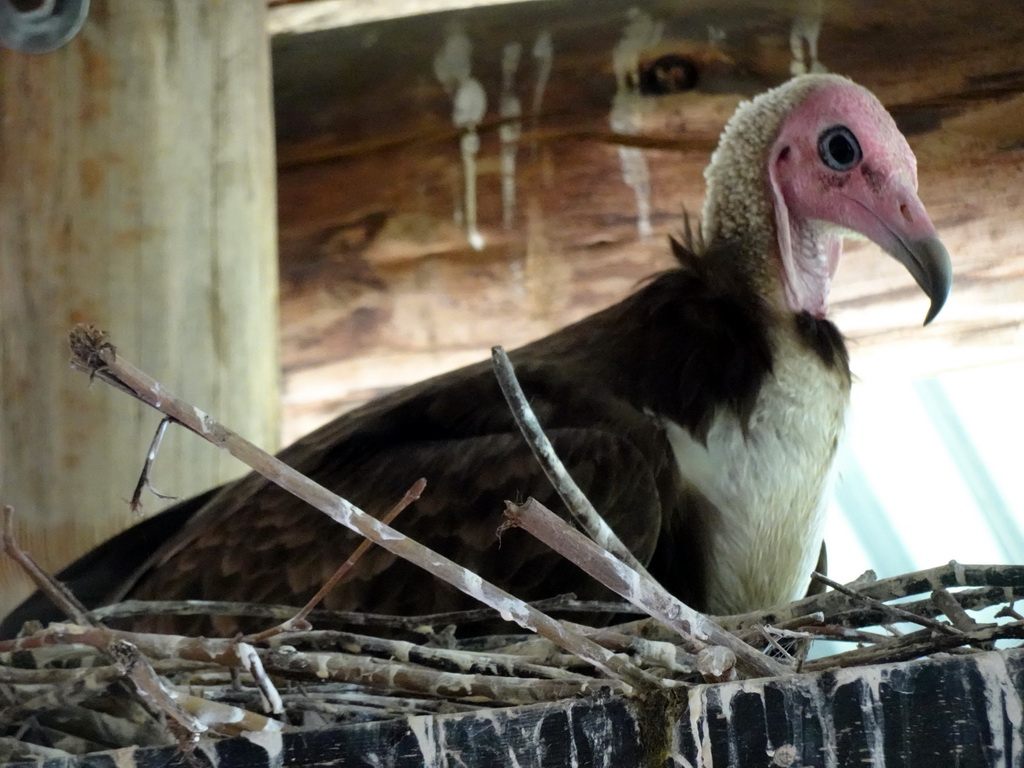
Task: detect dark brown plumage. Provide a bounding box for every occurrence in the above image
[133,239,843,634]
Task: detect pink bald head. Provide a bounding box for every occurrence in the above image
[767,77,950,324]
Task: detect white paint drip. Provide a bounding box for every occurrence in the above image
[669,724,696,768]
[612,554,642,600]
[433,25,472,93]
[770,744,798,767]
[610,8,660,238]
[834,666,888,768]
[243,730,284,768]
[437,719,461,768]
[196,741,220,768]
[110,745,138,768]
[192,407,214,436]
[789,0,827,76]
[680,656,1024,768]
[435,25,487,251]
[803,676,839,768]
[567,706,580,768]
[309,652,332,679]
[637,638,688,673]
[326,498,354,527]
[531,30,553,120]
[952,559,967,585]
[409,714,443,767]
[456,82,487,250]
[477,709,523,768]
[716,685,740,768]
[688,687,714,766]
[975,652,1024,767]
[499,42,523,229]
[376,525,406,541]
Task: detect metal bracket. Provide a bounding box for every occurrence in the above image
[0,0,89,54]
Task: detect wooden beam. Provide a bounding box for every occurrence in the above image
[267,0,550,35]
[0,1,280,618]
[270,0,1024,438]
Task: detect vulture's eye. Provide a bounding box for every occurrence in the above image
[818,125,862,171]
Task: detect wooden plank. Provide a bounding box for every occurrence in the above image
[270,0,1024,438]
[10,647,1021,767]
[0,1,280,617]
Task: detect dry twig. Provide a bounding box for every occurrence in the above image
[810,571,963,637]
[716,562,1024,632]
[491,345,650,574]
[67,324,660,692]
[2,506,90,625]
[245,478,427,643]
[801,619,1024,671]
[130,416,176,514]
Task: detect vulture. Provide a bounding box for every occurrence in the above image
[2,74,951,637]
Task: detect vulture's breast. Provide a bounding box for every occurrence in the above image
[662,323,850,615]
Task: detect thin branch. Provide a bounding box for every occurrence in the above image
[931,588,985,633]
[245,478,426,643]
[504,498,788,679]
[756,625,796,662]
[793,624,895,645]
[811,571,963,637]
[802,619,1024,671]
[997,602,1024,622]
[2,505,91,625]
[717,563,1024,632]
[130,416,175,514]
[67,325,659,692]
[491,346,650,575]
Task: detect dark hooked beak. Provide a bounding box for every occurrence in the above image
[886,235,952,326]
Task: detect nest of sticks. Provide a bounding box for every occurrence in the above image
[2,325,1022,763]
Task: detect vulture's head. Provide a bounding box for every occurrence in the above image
[703,74,952,324]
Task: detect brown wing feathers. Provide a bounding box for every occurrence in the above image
[1,237,845,637]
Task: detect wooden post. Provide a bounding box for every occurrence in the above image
[0,0,280,618]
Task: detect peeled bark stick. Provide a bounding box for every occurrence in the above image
[170,690,283,737]
[107,638,208,742]
[505,498,788,679]
[67,325,656,692]
[491,346,650,576]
